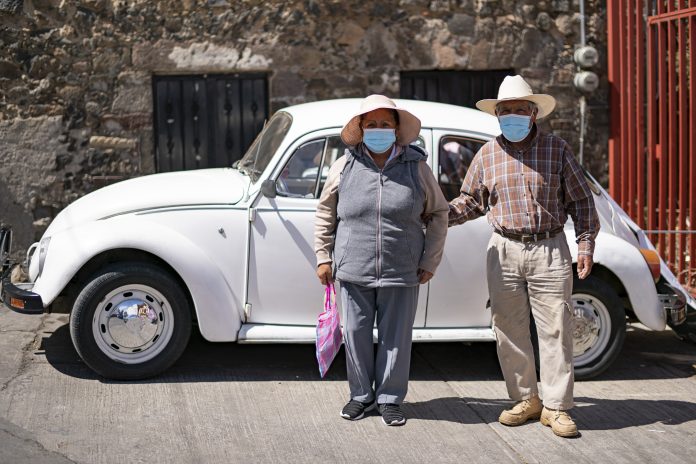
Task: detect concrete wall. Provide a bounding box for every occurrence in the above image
[0,0,609,257]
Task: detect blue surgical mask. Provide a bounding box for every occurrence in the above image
[363,128,396,154]
[498,114,532,142]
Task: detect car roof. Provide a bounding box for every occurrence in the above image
[279,98,500,138]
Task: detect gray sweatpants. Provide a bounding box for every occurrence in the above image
[340,281,419,405]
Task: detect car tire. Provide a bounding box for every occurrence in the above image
[69,262,192,380]
[531,274,626,380]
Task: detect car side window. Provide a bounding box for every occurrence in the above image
[277,134,425,199]
[276,139,326,198]
[438,136,485,202]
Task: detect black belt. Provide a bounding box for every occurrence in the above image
[494,228,563,243]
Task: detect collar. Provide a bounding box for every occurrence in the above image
[357,143,403,161]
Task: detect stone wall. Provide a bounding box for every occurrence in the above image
[0,0,609,257]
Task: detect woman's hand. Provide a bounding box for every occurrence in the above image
[317,263,334,286]
[417,269,433,284]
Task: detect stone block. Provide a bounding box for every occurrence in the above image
[447,13,475,36]
[0,0,22,14]
[555,14,577,37]
[111,74,152,114]
[0,59,22,79]
[92,50,125,76]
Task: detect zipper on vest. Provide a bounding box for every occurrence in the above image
[376,170,383,286]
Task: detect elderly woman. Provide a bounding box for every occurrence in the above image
[314,95,448,426]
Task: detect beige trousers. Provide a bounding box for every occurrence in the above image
[487,232,575,410]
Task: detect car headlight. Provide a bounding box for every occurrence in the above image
[37,236,51,277]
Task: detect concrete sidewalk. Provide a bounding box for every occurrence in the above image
[1,309,696,463]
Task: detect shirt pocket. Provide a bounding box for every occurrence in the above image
[529,169,560,203]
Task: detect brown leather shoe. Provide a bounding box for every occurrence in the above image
[498,396,543,426]
[540,407,579,437]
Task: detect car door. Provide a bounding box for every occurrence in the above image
[426,130,494,328]
[246,129,432,327]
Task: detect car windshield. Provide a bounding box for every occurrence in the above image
[237,112,293,183]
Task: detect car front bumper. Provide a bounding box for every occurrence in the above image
[1,278,45,314]
[1,225,45,315]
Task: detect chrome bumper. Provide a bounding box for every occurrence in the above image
[659,283,688,326]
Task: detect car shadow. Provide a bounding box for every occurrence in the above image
[38,321,696,385]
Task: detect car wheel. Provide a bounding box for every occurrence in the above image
[70,262,191,380]
[531,274,626,380]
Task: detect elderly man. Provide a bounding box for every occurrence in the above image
[449,75,599,437]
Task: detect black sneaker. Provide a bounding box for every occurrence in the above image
[378,403,406,426]
[340,400,375,420]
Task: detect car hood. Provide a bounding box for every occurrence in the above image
[45,168,247,236]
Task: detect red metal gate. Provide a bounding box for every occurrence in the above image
[608,0,696,290]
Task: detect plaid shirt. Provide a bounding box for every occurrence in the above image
[449,128,600,256]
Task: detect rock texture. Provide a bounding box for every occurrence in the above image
[0,0,609,257]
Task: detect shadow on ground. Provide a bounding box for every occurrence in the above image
[37,321,696,386]
[402,396,696,430]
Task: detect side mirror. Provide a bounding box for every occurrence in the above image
[260,179,277,198]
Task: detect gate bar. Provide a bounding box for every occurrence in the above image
[678,19,688,280]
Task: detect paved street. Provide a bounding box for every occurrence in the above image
[1,309,696,464]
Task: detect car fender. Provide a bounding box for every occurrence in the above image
[32,216,244,342]
[564,229,666,331]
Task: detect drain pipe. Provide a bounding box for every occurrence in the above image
[573,0,599,165]
[579,95,586,166]
[578,0,587,167]
[579,0,587,47]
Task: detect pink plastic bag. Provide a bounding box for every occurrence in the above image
[316,283,342,378]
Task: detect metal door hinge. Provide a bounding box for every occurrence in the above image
[248,208,256,222]
[244,303,252,321]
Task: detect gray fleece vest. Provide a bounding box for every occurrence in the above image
[334,144,426,287]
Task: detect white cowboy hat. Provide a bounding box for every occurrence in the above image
[476,75,556,119]
[341,95,421,146]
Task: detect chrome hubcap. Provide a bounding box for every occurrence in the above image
[571,293,611,367]
[93,285,174,364]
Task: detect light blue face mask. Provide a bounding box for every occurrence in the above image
[498,114,532,142]
[363,128,396,154]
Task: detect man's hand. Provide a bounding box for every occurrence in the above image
[417,268,434,284]
[577,255,594,280]
[317,263,334,286]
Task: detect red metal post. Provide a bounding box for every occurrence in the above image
[678,17,688,284]
[619,0,628,208]
[607,0,622,200]
[647,12,657,245]
[657,18,668,256]
[636,0,646,228]
[627,0,636,219]
[668,19,677,266]
[688,12,696,287]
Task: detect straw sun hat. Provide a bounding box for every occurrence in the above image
[340,95,421,146]
[476,75,557,119]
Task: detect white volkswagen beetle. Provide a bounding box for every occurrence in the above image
[2,99,694,380]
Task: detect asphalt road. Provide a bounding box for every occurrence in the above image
[1,309,696,464]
